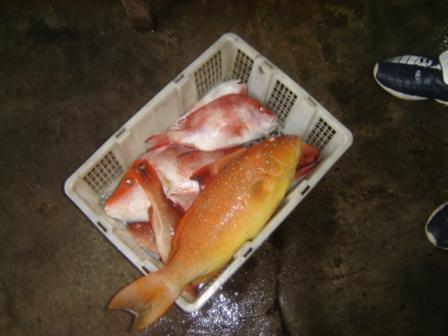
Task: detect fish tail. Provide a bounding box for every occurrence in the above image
[108,268,182,331]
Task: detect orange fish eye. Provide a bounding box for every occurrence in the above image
[125,177,134,186]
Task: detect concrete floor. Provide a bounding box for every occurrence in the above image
[2,1,448,335]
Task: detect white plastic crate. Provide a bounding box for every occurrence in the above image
[64,33,353,312]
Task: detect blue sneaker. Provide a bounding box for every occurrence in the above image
[425,202,448,249]
[373,51,448,105]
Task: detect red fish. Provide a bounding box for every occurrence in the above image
[183,79,246,118]
[295,142,320,179]
[146,94,277,151]
[104,168,149,223]
[132,162,183,263]
[127,222,158,255]
[104,146,241,223]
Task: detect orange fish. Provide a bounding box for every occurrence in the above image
[108,135,302,331]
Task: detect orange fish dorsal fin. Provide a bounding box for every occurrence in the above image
[190,147,247,188]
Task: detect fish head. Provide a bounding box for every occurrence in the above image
[238,95,277,132]
[254,103,278,132]
[104,168,150,223]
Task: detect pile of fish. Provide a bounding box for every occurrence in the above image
[104,80,320,331]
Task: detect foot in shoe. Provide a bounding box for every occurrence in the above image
[373,51,448,105]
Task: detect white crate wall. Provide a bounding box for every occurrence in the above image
[64,33,353,312]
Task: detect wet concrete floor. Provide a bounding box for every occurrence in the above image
[1,1,448,335]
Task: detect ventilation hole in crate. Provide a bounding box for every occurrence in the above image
[96,221,108,233]
[243,247,253,258]
[83,151,123,195]
[267,80,298,128]
[194,51,222,98]
[301,185,311,196]
[231,49,254,83]
[306,118,337,150]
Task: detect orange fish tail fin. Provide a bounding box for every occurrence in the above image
[108,270,181,331]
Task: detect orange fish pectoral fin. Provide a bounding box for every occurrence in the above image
[250,176,277,198]
[249,172,293,207]
[189,165,215,189]
[180,283,199,302]
[190,147,247,188]
[190,267,223,286]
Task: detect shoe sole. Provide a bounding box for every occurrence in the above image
[425,201,448,250]
[373,63,448,106]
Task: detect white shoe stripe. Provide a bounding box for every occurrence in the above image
[387,54,441,69]
[439,50,448,84]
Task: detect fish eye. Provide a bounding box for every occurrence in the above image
[125,177,134,186]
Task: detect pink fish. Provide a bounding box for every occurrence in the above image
[146,94,278,151]
[104,145,242,223]
[183,80,246,119]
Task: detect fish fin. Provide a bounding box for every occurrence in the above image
[181,283,198,301]
[294,161,318,181]
[190,166,216,187]
[249,177,277,203]
[109,270,181,331]
[145,131,178,150]
[191,147,247,188]
[298,143,320,168]
[180,268,224,301]
[127,221,159,255]
[190,267,223,286]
